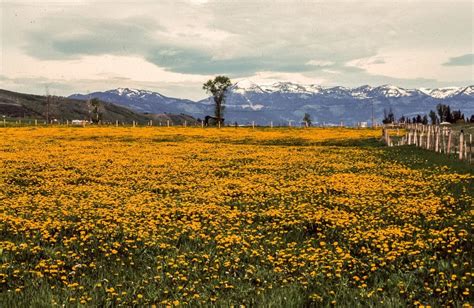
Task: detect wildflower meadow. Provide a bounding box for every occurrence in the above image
[1,127,472,307]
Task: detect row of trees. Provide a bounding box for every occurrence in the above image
[429,104,467,124]
[383,104,474,125]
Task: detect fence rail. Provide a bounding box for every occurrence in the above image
[382,123,473,163]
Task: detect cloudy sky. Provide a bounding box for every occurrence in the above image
[1,0,473,100]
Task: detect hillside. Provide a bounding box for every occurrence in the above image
[0,89,150,123]
[0,89,197,125]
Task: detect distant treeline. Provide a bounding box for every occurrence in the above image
[383,104,474,125]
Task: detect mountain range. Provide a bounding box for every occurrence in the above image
[69,81,474,125]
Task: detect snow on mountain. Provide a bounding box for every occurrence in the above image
[232,80,265,94]
[370,85,411,98]
[69,88,198,114]
[420,87,464,99]
[113,88,163,98]
[461,86,474,96]
[350,85,374,99]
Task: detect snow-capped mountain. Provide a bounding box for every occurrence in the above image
[420,86,474,99]
[69,88,201,115]
[69,83,474,125]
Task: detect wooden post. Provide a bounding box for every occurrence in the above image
[252,121,255,129]
[201,121,204,128]
[270,121,273,128]
[459,131,464,160]
[435,129,439,152]
[167,120,170,127]
[427,126,431,149]
[469,134,472,163]
[441,128,445,153]
[184,120,187,127]
[464,140,467,162]
[447,130,452,155]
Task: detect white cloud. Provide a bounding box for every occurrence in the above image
[242,71,326,86]
[346,49,472,83]
[306,60,334,67]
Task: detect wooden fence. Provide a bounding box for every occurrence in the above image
[382,123,473,163]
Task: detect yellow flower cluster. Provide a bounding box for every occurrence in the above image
[0,127,472,306]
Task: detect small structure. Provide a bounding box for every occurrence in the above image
[71,120,89,126]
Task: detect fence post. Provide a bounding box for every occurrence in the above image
[470,134,472,163]
[184,120,187,127]
[427,126,431,149]
[459,131,464,160]
[464,140,467,162]
[270,121,273,128]
[447,130,452,156]
[252,121,255,129]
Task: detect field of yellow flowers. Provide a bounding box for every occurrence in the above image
[1,127,472,307]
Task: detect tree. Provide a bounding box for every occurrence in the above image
[203,76,232,126]
[416,114,423,123]
[422,115,428,125]
[303,113,312,126]
[436,104,450,122]
[452,109,465,123]
[382,108,395,124]
[428,110,438,125]
[88,98,103,124]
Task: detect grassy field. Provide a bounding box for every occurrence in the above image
[0,127,472,307]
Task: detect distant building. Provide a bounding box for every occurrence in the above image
[71,120,89,126]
